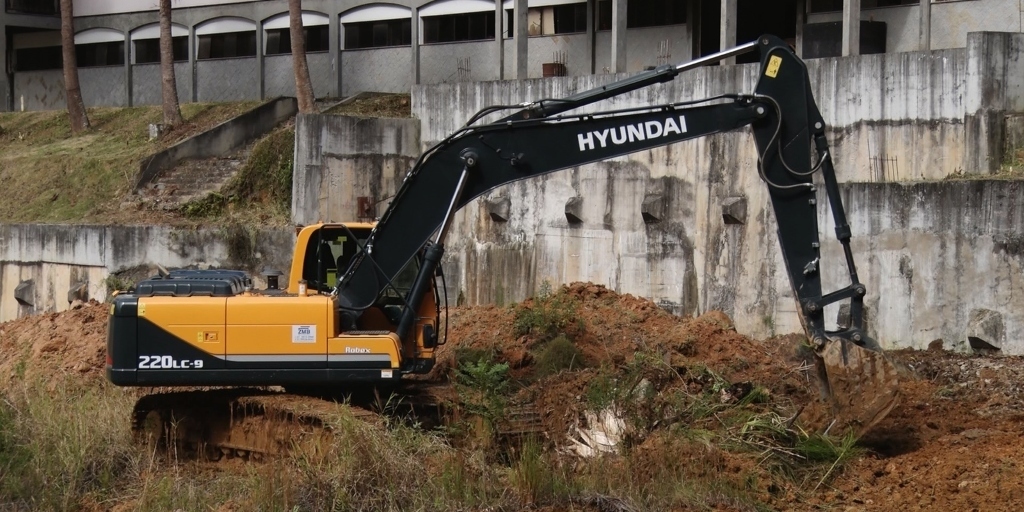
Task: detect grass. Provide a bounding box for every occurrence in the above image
[0,102,258,224]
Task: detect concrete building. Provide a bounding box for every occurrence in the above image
[1,0,1021,110]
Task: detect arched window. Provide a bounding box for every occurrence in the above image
[195,17,257,60]
[263,11,330,55]
[420,0,497,44]
[340,4,412,50]
[75,28,125,67]
[130,23,188,64]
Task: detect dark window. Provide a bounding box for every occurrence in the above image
[76,41,124,67]
[864,0,918,7]
[134,36,188,64]
[6,0,57,15]
[422,11,495,44]
[197,30,257,59]
[553,4,588,34]
[343,19,411,49]
[597,0,687,30]
[13,46,61,71]
[809,0,843,12]
[265,25,330,55]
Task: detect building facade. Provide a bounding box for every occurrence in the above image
[1,0,1021,111]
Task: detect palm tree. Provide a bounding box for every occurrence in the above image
[159,0,184,127]
[289,0,316,113]
[60,0,89,133]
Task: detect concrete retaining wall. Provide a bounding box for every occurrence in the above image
[0,224,295,322]
[293,114,421,224]
[289,33,1024,354]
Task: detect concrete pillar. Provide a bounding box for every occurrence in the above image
[688,0,701,60]
[611,0,626,73]
[584,0,596,73]
[515,0,528,78]
[495,0,504,80]
[795,0,806,58]
[411,7,420,85]
[256,22,265,100]
[842,0,860,56]
[189,24,197,102]
[329,8,340,97]
[720,0,737,65]
[919,0,931,51]
[0,27,9,111]
[124,29,132,107]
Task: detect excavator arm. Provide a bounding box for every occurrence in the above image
[337,35,898,436]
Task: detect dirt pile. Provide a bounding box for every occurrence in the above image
[0,300,108,387]
[2,283,1024,510]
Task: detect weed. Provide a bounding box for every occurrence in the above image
[512,283,584,341]
[179,192,228,219]
[225,127,295,213]
[533,334,584,377]
[104,273,135,295]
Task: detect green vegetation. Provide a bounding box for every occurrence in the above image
[511,282,583,341]
[0,102,258,224]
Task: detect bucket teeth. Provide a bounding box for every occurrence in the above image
[815,336,900,438]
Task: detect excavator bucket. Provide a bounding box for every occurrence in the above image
[814,335,900,438]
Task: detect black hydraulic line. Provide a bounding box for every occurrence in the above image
[500,40,759,122]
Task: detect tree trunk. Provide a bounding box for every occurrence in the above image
[159,0,184,127]
[60,0,89,133]
[289,0,316,113]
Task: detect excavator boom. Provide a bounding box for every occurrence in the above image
[336,35,898,436]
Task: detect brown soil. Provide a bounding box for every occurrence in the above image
[2,283,1023,510]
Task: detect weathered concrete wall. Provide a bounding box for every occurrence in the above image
[419,41,498,84]
[196,58,259,102]
[131,62,192,106]
[340,47,413,96]
[0,224,295,322]
[346,35,1019,354]
[965,32,1024,173]
[80,66,128,107]
[12,70,65,111]
[820,181,1024,352]
[414,47,969,181]
[292,114,421,224]
[265,52,335,99]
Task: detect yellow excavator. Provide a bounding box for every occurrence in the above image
[107,35,899,456]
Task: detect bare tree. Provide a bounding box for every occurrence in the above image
[289,0,316,113]
[60,0,89,133]
[160,0,184,127]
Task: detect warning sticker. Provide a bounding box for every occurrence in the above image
[765,55,782,78]
[292,325,316,343]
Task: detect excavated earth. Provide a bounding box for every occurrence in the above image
[2,287,1024,510]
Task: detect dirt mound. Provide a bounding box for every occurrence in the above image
[0,300,108,387]
[2,283,1024,509]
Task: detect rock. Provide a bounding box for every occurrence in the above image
[965,309,1004,353]
[960,428,988,440]
[69,299,85,310]
[67,281,89,304]
[927,338,944,351]
[836,303,870,331]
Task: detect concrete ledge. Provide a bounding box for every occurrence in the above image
[135,96,298,190]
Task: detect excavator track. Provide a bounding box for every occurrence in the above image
[132,388,381,461]
[131,383,449,461]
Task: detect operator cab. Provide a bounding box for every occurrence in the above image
[296,224,426,332]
